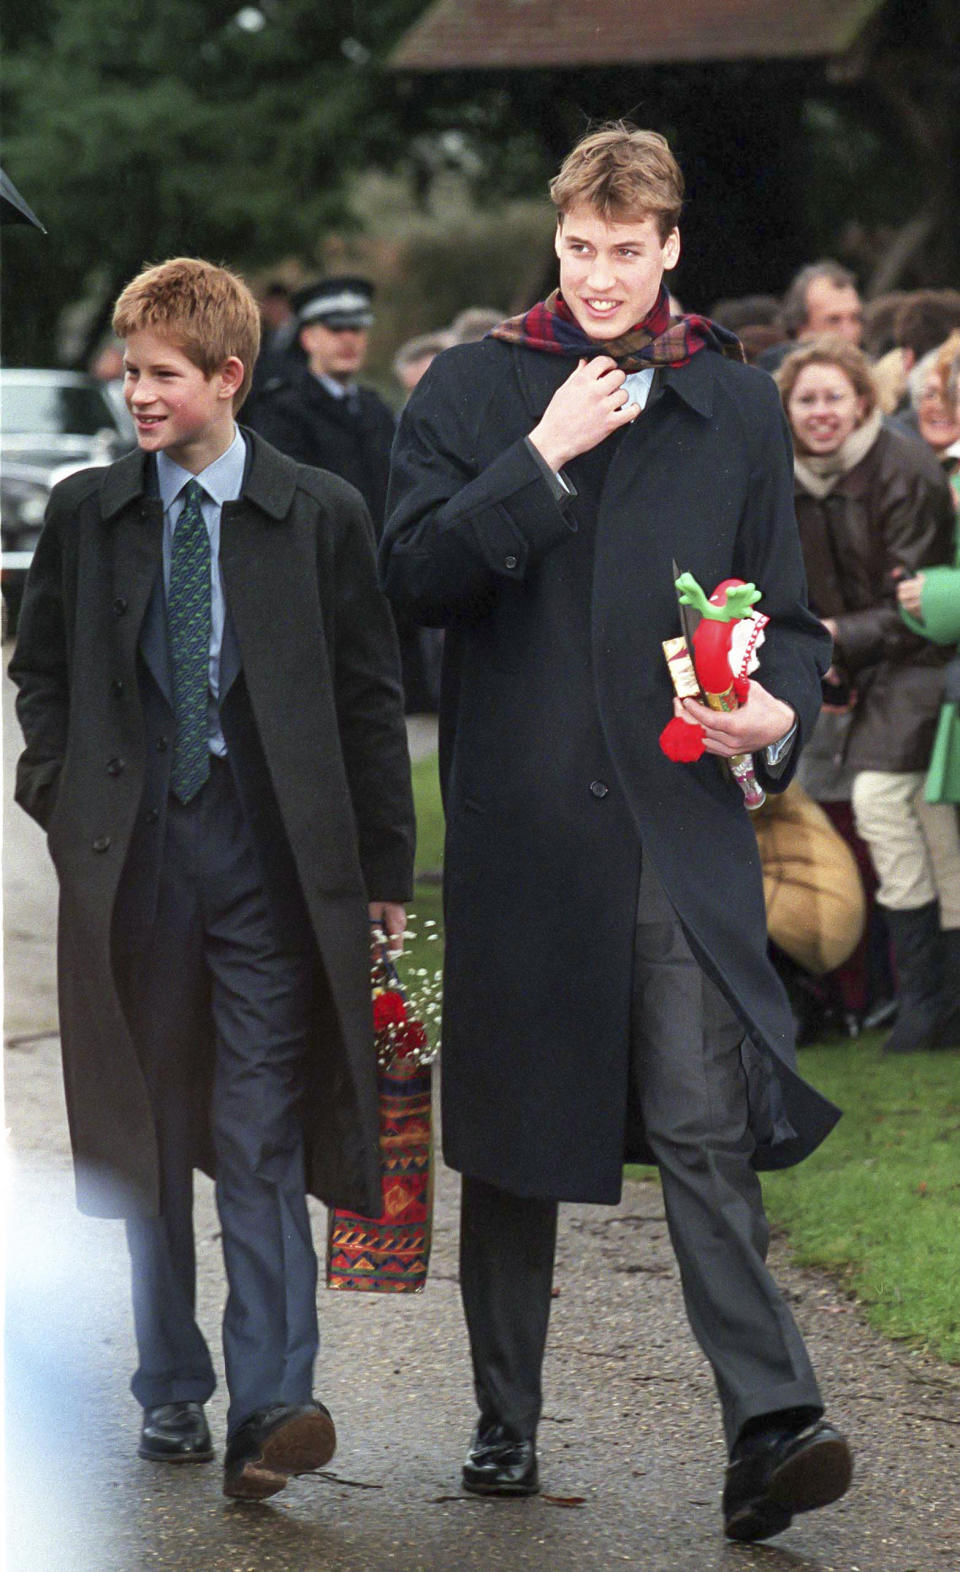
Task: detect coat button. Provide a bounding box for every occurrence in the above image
[92,835,111,853]
[589,780,609,798]
[145,808,160,825]
[156,736,169,752]
[110,678,125,697]
[112,596,128,616]
[504,555,518,570]
[106,757,125,776]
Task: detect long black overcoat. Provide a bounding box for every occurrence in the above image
[11,431,415,1220]
[381,339,838,1204]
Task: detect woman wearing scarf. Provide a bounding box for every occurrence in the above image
[777,339,956,1054]
[383,123,851,1543]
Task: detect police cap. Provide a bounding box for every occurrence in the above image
[294,276,375,330]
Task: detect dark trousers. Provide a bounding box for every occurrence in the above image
[122,758,318,1435]
[459,854,823,1452]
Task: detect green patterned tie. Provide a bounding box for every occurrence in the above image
[167,478,211,803]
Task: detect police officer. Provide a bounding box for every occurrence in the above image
[245,276,396,533]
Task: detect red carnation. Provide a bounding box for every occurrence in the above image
[659,715,705,762]
[373,990,407,1030]
[392,1020,429,1058]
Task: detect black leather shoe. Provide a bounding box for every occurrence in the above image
[723,1417,853,1542]
[223,1401,336,1501]
[138,1402,213,1463]
[462,1421,539,1497]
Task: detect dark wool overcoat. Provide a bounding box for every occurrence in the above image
[381,339,838,1205]
[11,431,415,1220]
[245,370,396,533]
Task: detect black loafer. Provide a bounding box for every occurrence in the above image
[223,1401,336,1501]
[462,1421,539,1497]
[138,1401,213,1463]
[723,1418,853,1542]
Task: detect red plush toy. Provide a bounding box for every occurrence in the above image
[660,573,769,810]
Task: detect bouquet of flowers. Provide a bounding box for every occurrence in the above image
[326,932,436,1293]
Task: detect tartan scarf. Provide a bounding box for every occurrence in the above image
[488,284,745,370]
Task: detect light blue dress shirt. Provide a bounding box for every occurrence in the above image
[156,427,246,757]
[622,367,655,410]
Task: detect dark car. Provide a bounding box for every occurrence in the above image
[2,368,135,629]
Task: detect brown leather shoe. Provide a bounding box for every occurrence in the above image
[223,1402,336,1501]
[138,1402,213,1463]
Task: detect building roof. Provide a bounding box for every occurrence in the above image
[391,0,885,71]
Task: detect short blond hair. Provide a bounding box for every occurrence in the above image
[549,123,683,239]
[112,257,261,409]
[775,337,879,420]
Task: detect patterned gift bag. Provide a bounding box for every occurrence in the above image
[326,934,435,1292]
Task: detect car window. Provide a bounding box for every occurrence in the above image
[2,381,119,437]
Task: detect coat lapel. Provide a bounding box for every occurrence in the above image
[600,350,718,505]
[100,452,166,686]
[139,577,172,701]
[218,431,315,710]
[220,608,242,698]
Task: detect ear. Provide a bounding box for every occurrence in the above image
[218,356,246,402]
[554,217,564,262]
[662,227,681,273]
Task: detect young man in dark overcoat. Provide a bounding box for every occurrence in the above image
[11,257,415,1501]
[381,124,852,1543]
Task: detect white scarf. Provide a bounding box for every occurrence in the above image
[793,407,884,499]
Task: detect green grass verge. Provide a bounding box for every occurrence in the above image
[408,752,960,1363]
[399,753,446,1039]
[759,1038,960,1362]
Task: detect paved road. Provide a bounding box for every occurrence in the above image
[5,654,960,1571]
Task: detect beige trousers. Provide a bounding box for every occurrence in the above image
[852,770,960,925]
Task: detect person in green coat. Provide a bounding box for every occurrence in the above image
[897,328,960,802]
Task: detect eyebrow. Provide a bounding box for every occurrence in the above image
[562,232,646,248]
[123,356,183,372]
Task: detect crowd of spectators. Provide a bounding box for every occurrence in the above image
[710,266,960,1053]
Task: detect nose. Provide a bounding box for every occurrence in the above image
[585,254,615,291]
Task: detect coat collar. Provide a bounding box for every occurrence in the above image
[658,351,716,419]
[99,428,297,522]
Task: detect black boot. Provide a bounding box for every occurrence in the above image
[883,902,947,1054]
[934,928,960,1048]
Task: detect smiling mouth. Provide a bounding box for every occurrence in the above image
[583,298,620,313]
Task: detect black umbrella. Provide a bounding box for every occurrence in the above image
[1,168,46,232]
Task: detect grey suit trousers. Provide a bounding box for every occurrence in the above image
[459,853,822,1451]
[122,757,318,1435]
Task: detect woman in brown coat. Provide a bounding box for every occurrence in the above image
[778,338,957,1052]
